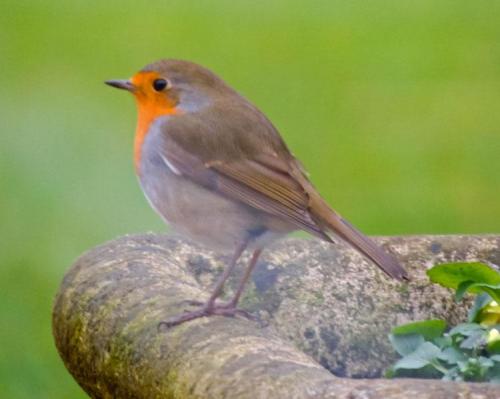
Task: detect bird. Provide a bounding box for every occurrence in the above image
[105,59,408,326]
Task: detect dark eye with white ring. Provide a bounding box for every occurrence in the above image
[153,78,168,91]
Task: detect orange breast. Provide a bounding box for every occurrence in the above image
[131,72,180,173]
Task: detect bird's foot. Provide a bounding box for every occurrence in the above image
[179,299,239,310]
[158,301,255,330]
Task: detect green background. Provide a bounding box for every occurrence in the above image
[1,1,499,397]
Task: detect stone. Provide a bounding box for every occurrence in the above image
[52,234,500,398]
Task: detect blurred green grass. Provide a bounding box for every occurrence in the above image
[0,1,499,397]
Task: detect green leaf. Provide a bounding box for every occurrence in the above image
[468,294,494,322]
[384,367,395,378]
[438,347,467,364]
[457,360,468,372]
[449,323,484,337]
[478,356,494,368]
[488,336,500,355]
[392,319,447,340]
[427,263,500,300]
[393,342,442,370]
[487,362,500,384]
[442,366,460,381]
[434,335,452,348]
[387,364,444,379]
[389,333,424,356]
[456,280,476,301]
[460,283,500,303]
[460,330,487,350]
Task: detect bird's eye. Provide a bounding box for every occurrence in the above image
[152,78,168,91]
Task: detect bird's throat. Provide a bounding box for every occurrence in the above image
[133,99,179,173]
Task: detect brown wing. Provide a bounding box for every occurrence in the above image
[156,101,407,280]
[158,137,331,241]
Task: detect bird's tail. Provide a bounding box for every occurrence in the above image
[311,200,409,281]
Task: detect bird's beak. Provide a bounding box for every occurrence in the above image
[105,79,135,92]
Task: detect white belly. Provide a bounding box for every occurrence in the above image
[137,118,294,251]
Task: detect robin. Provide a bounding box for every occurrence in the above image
[106,59,408,326]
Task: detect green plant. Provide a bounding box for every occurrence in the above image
[386,262,500,382]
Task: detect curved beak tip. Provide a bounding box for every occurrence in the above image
[105,79,134,91]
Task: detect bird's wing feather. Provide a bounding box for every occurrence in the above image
[158,136,331,240]
[155,106,407,280]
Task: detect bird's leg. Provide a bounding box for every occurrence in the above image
[203,241,249,311]
[221,248,262,310]
[159,239,249,328]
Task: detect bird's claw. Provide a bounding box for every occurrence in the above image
[158,302,256,330]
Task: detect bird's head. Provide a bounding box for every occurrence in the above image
[106,59,233,117]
